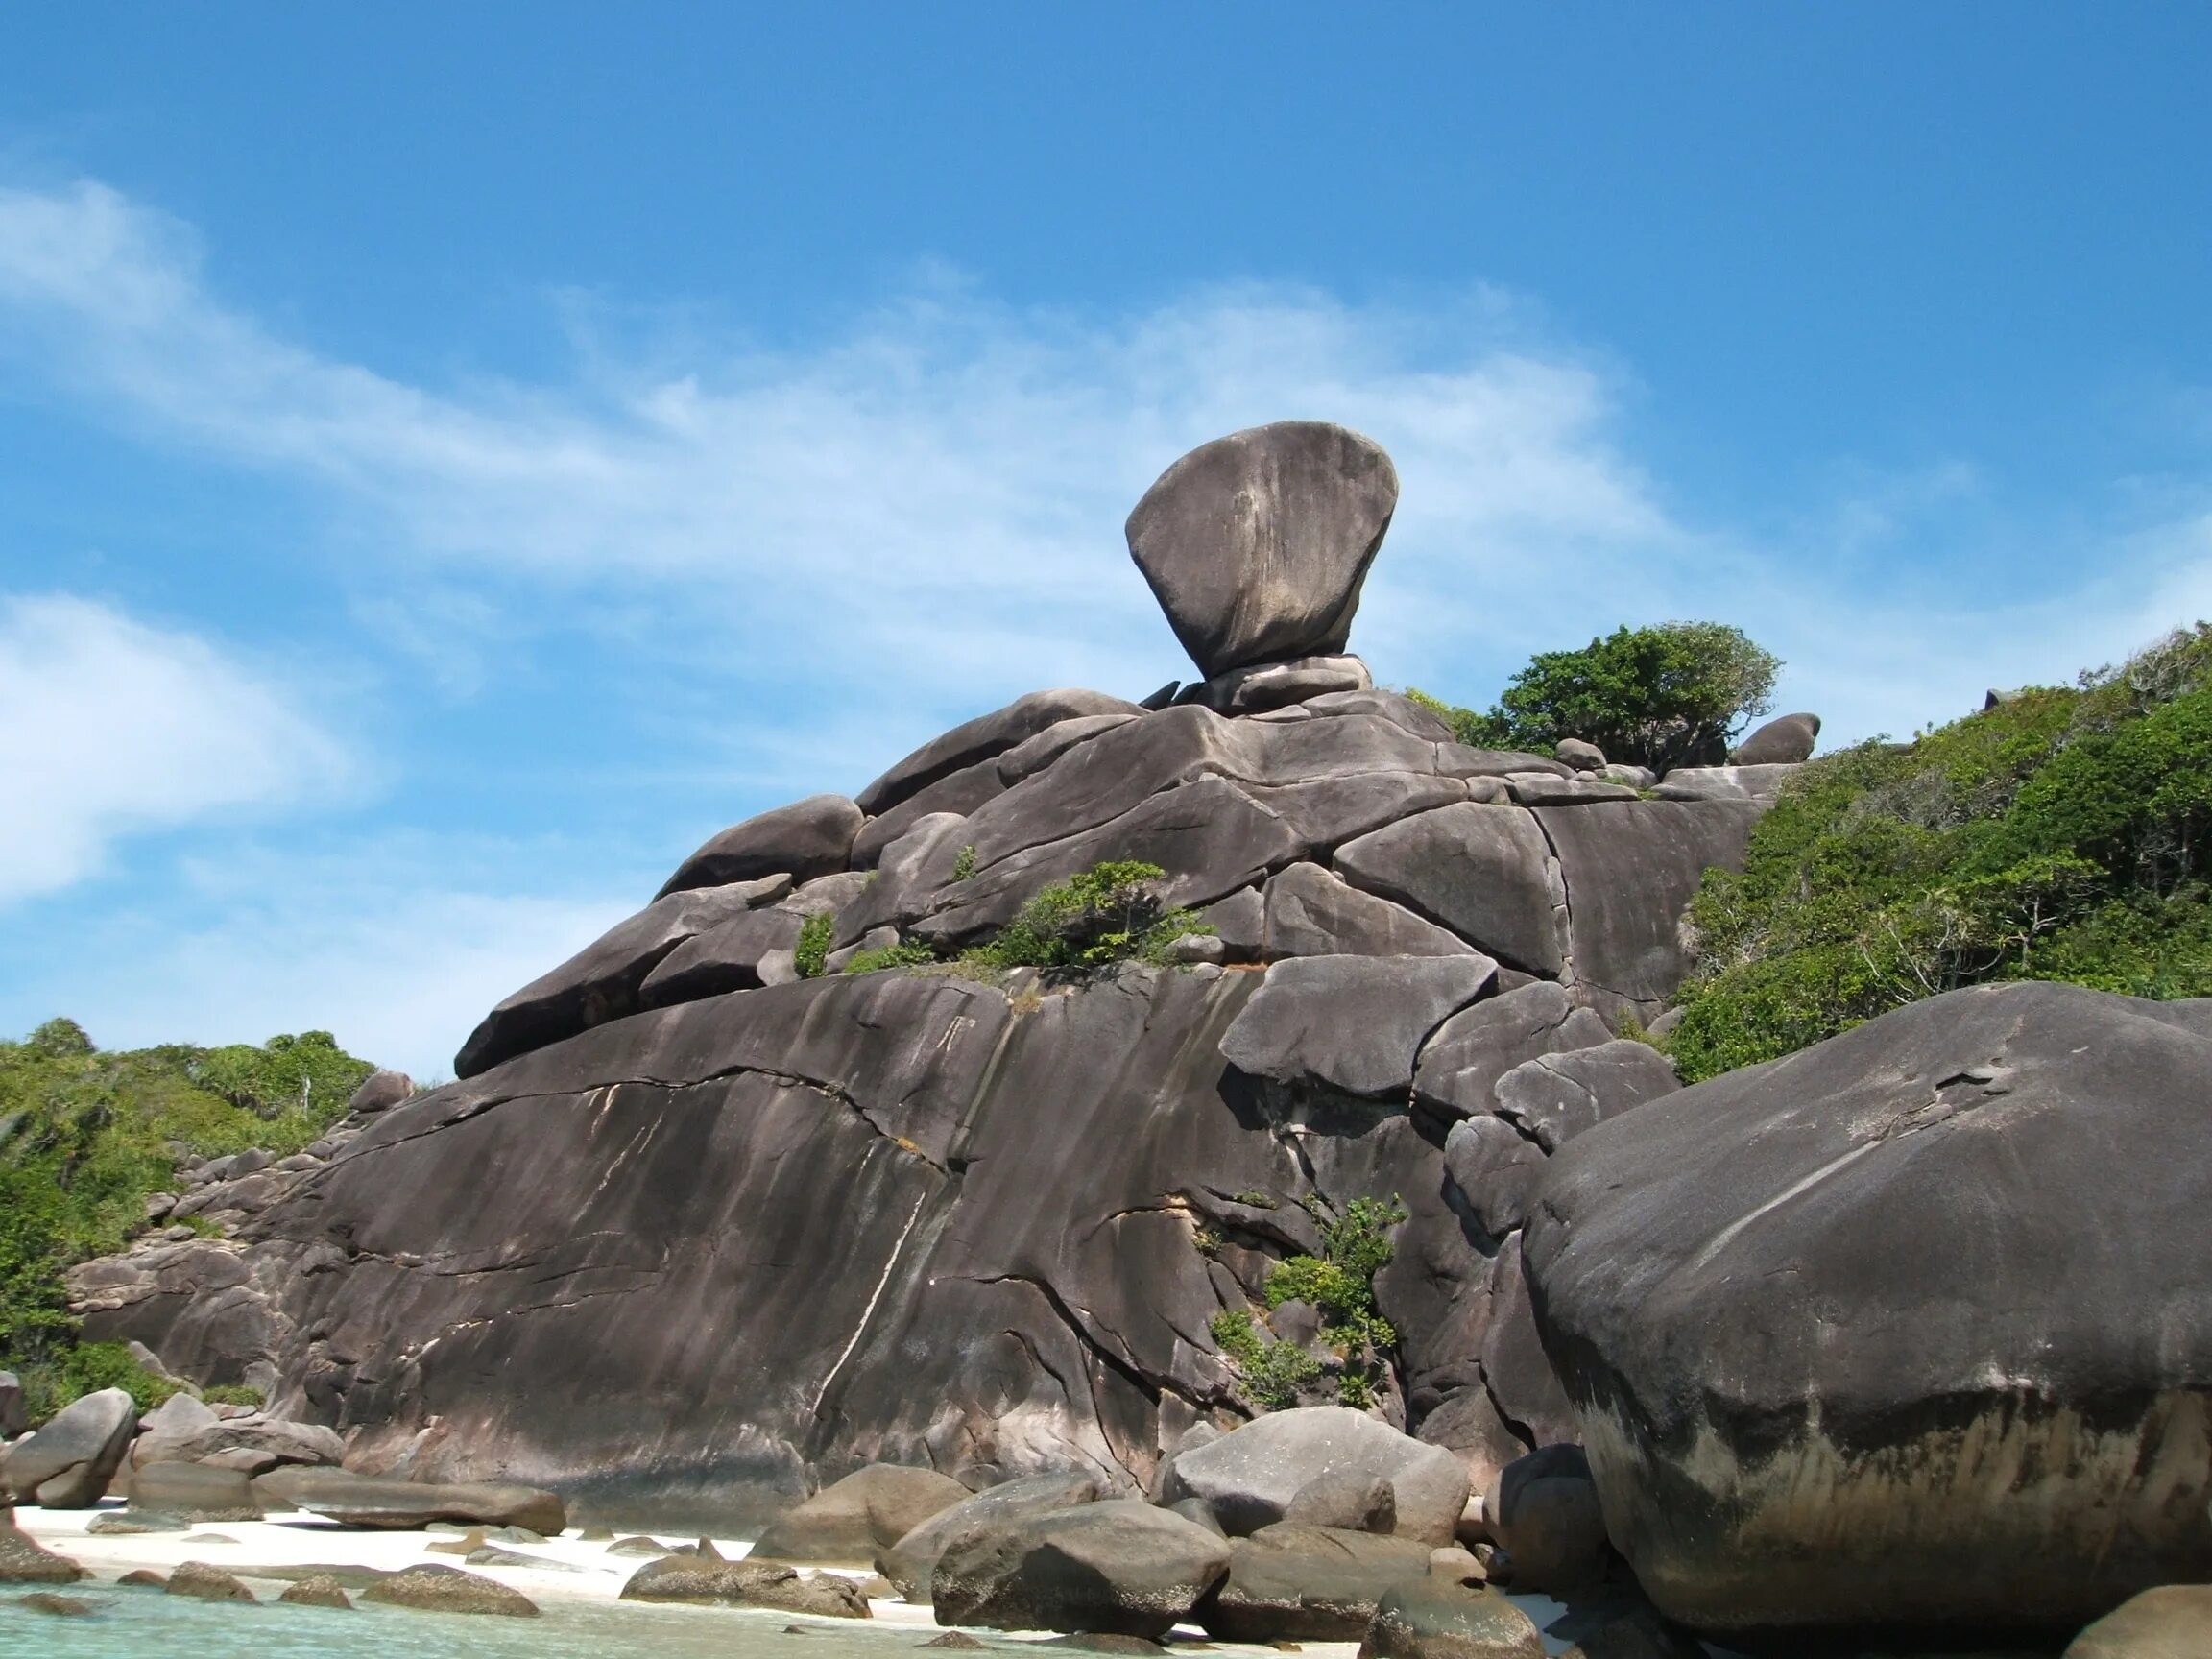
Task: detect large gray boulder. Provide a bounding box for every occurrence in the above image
[4,1386,134,1507]
[657,794,864,896]
[1412,981,1613,1121]
[748,1462,972,1566]
[856,690,1142,817]
[931,1498,1232,1638]
[1488,1040,1679,1152]
[454,878,778,1075]
[1197,1522,1433,1640]
[130,1392,342,1470]
[345,1069,414,1116]
[1727,711,1819,764]
[1126,421,1399,678]
[878,1471,1101,1601]
[1522,981,2212,1644]
[1219,954,1497,1098]
[1165,1407,1472,1545]
[1441,1116,1548,1238]
[1262,863,1479,960]
[1334,805,1565,976]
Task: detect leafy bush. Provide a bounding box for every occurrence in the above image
[950,844,978,881]
[793,912,836,978]
[964,861,1209,971]
[1214,1194,1407,1412]
[1413,621,1781,770]
[842,940,937,974]
[1666,625,2212,1081]
[1209,1309,1320,1409]
[0,1021,377,1420]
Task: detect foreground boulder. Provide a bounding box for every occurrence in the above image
[1126,421,1398,679]
[1196,1522,1432,1641]
[932,1499,1232,1638]
[167,1559,256,1602]
[272,1469,565,1534]
[621,1553,871,1617]
[1359,1578,1544,1659]
[362,1563,540,1616]
[3,1386,134,1507]
[1166,1407,1471,1545]
[749,1462,972,1566]
[879,1470,1102,1601]
[0,1520,84,1583]
[1523,981,2212,1643]
[2065,1585,2212,1657]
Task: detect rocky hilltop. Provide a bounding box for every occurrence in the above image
[52,421,2210,1648]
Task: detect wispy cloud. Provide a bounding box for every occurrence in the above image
[0,594,350,902]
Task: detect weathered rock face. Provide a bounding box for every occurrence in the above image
[4,1387,134,1507]
[1522,981,2212,1644]
[1127,421,1399,678]
[932,1498,1232,1637]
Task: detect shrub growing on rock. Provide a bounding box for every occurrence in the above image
[1213,1196,1407,1411]
[793,912,836,978]
[965,861,1209,971]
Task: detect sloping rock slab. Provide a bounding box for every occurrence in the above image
[659,795,864,897]
[857,690,1142,817]
[1522,980,2212,1644]
[280,1470,565,1534]
[622,1554,870,1617]
[932,1499,1231,1638]
[1262,863,1478,960]
[1335,805,1564,976]
[1197,1522,1433,1641]
[1219,955,1497,1098]
[749,1462,972,1566]
[1165,1407,1471,1544]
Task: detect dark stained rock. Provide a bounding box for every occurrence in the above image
[1440,1116,1547,1238]
[932,1499,1232,1638]
[277,1469,566,1534]
[18,1591,94,1615]
[362,1563,540,1616]
[879,1471,1102,1601]
[1126,422,1398,678]
[1533,800,1765,1020]
[127,1460,261,1522]
[1219,955,1497,1098]
[858,691,1143,817]
[346,1069,414,1115]
[1555,1599,1706,1659]
[1358,1579,1544,1659]
[2065,1585,2212,1658]
[0,1372,19,1438]
[997,714,1143,787]
[278,1574,354,1608]
[1200,887,1265,962]
[167,1559,256,1601]
[1182,655,1373,715]
[1409,1389,1529,1527]
[1197,1523,1433,1640]
[1727,712,1819,765]
[454,878,779,1075]
[5,1387,134,1507]
[621,1554,870,1616]
[1478,1236,1579,1454]
[659,795,865,897]
[1411,983,1613,1122]
[1334,806,1564,976]
[1166,1496,1225,1536]
[750,1463,974,1566]
[1522,981,2212,1644]
[639,905,806,1007]
[831,812,972,950]
[1282,1471,1396,1534]
[1165,1408,1471,1546]
[854,760,1009,870]
[1480,1446,1608,1595]
[1488,1041,1678,1153]
[0,1523,84,1583]
[1262,865,1479,960]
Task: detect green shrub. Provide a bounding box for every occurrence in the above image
[1208,1309,1320,1409]
[963,861,1209,971]
[1214,1194,1406,1413]
[950,844,978,881]
[1413,620,1781,770]
[793,912,835,978]
[842,940,938,974]
[1666,624,2212,1081]
[202,1382,265,1407]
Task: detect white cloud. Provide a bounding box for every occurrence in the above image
[0,594,350,902]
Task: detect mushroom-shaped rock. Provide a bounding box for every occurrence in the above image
[658,794,864,897]
[1727,711,1820,764]
[1127,422,1399,678]
[1164,1407,1472,1545]
[749,1463,974,1567]
[1219,954,1497,1099]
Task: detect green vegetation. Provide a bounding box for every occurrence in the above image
[1211,1194,1407,1411]
[1412,620,1781,770]
[793,911,836,978]
[842,939,938,974]
[950,844,978,881]
[1666,625,2212,1081]
[962,860,1209,971]
[0,1019,374,1421]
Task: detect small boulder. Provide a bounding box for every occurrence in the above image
[932,1499,1232,1639]
[1283,1471,1396,1534]
[166,1559,256,1602]
[89,1509,189,1534]
[878,1470,1101,1600]
[1489,1041,1678,1153]
[1553,739,1606,771]
[18,1591,93,1616]
[659,794,865,897]
[362,1563,540,1617]
[1182,655,1374,715]
[1165,1407,1472,1545]
[1127,422,1398,679]
[1198,1523,1433,1641]
[1441,1115,1548,1238]
[1358,1579,1544,1659]
[128,1459,261,1523]
[346,1069,414,1115]
[278,1574,354,1609]
[116,1568,169,1588]
[4,1386,135,1508]
[750,1463,974,1567]
[1727,712,1819,765]
[620,1554,870,1618]
[0,1523,85,1583]
[2065,1585,2212,1657]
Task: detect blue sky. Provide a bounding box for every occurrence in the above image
[3,6,2208,1076]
